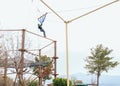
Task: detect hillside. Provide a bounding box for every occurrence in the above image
[70,73,120,86]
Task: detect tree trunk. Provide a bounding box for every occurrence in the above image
[39,66,42,86]
[97,72,100,86]
[39,77,40,86]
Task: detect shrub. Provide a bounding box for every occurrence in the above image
[53,78,72,86]
[26,79,38,86]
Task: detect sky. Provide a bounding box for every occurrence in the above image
[0,0,120,76]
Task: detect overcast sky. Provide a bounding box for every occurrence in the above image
[0,0,120,76]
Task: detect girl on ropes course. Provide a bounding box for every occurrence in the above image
[38,12,47,37]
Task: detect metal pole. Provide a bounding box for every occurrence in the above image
[39,1,119,86]
[65,22,69,86]
[40,0,65,22]
[69,0,119,23]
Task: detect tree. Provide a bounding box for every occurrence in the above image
[32,55,53,86]
[0,76,13,86]
[0,32,31,86]
[85,44,119,86]
[53,78,72,86]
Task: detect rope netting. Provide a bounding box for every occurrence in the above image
[0,29,57,80]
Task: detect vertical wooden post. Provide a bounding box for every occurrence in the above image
[53,41,58,78]
[39,49,42,86]
[21,29,25,79]
[18,29,25,86]
[4,51,7,86]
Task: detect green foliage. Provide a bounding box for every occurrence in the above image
[85,44,119,75]
[33,55,53,77]
[85,44,119,86]
[32,55,53,85]
[53,78,72,86]
[26,79,38,86]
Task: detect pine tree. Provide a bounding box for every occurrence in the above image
[85,44,119,86]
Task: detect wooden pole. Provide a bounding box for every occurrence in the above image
[4,51,8,86]
[21,29,25,79]
[39,49,42,86]
[53,41,58,78]
[18,29,26,86]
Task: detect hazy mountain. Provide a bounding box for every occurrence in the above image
[44,72,120,86]
[70,72,120,86]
